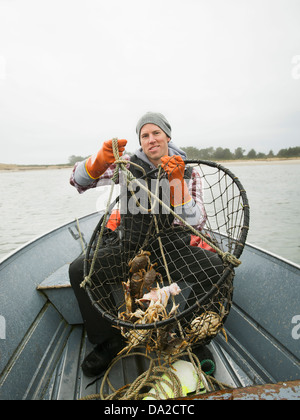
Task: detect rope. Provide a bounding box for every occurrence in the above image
[81,138,153,288]
[77,142,241,400]
[79,349,233,400]
[75,218,86,254]
[81,137,241,292]
[111,139,241,267]
[80,140,121,289]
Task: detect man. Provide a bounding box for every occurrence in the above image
[69,112,223,377]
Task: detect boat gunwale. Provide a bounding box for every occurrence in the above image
[0,211,299,271]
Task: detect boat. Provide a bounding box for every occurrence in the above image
[0,210,299,400]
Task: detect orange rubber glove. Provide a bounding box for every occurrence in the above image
[85,139,127,179]
[106,209,121,231]
[161,155,192,207]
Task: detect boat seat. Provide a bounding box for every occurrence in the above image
[37,264,83,325]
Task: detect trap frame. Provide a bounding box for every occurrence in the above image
[82,151,250,355]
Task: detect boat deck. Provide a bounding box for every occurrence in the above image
[0,213,299,400]
[0,317,260,400]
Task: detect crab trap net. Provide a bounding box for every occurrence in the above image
[81,152,250,358]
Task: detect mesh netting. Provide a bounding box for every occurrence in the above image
[82,158,249,356]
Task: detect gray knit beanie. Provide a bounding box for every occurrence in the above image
[136,112,172,143]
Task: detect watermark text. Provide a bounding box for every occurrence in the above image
[292,315,300,340]
[0,55,6,80]
[0,315,6,339]
[291,55,300,80]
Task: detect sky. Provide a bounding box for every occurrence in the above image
[0,0,300,165]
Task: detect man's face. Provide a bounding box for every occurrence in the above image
[140,123,170,167]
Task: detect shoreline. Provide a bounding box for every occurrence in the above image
[217,157,300,166]
[0,163,73,172]
[0,157,300,172]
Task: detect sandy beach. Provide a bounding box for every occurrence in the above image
[0,163,73,172]
[1,158,299,172]
[217,158,300,166]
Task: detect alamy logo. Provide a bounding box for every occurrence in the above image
[291,55,300,80]
[291,315,300,340]
[0,315,6,339]
[0,56,6,80]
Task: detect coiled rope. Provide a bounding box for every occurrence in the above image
[79,350,233,400]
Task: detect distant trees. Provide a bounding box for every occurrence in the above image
[67,146,300,165]
[277,147,300,158]
[234,147,245,160]
[181,146,300,160]
[68,155,88,165]
[246,149,257,159]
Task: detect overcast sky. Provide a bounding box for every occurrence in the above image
[0,0,300,164]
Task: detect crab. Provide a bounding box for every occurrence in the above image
[145,300,168,322]
[118,252,185,355]
[130,269,146,299]
[153,306,180,352]
[128,250,151,273]
[118,300,173,355]
[143,263,163,290]
[161,337,189,355]
[185,311,228,344]
[121,280,134,314]
[118,327,151,355]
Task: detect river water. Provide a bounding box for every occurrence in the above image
[0,161,300,266]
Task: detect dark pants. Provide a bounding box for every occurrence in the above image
[69,253,123,344]
[69,229,224,345]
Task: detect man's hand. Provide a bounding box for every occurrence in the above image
[161,155,192,207]
[86,139,127,179]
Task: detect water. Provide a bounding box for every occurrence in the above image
[0,168,118,260]
[224,161,300,265]
[0,163,300,266]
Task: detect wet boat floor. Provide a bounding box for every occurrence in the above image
[42,324,246,401]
